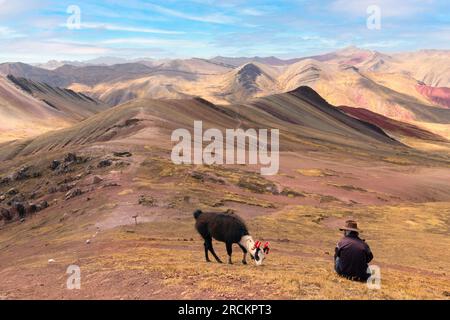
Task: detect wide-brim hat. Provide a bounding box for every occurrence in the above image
[339,220,362,232]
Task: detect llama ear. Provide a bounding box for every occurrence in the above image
[252,241,261,250]
[263,242,270,254]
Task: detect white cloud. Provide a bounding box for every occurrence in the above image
[145,3,236,24]
[78,22,184,35]
[240,8,266,16]
[101,38,208,48]
[0,26,26,39]
[360,40,408,48]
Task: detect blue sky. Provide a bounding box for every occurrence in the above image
[0,0,448,63]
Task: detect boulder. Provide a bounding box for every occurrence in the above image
[0,176,11,185]
[113,151,132,158]
[12,166,31,181]
[0,207,12,221]
[6,188,18,196]
[190,171,225,184]
[56,164,73,175]
[11,202,26,219]
[50,160,61,170]
[26,203,38,215]
[65,188,83,200]
[280,188,305,198]
[6,193,26,206]
[237,175,279,194]
[58,183,75,193]
[102,182,120,188]
[64,153,79,163]
[39,200,49,210]
[139,195,157,207]
[97,159,113,168]
[92,176,103,184]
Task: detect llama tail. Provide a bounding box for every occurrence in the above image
[193,209,203,220]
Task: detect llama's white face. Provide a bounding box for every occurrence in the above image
[253,248,265,266]
[241,237,270,266]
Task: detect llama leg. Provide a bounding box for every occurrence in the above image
[238,243,247,265]
[206,238,223,263]
[226,242,233,264]
[204,241,211,262]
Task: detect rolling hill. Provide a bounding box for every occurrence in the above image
[0,86,405,162]
[0,75,108,142]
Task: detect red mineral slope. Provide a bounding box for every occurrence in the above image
[339,106,447,142]
[416,84,450,109]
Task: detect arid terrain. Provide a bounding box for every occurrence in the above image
[0,48,449,300]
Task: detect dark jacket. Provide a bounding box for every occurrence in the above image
[334,233,373,280]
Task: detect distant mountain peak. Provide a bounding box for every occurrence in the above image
[236,63,266,91]
[288,85,329,105]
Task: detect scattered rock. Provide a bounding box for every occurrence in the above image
[237,175,279,194]
[138,195,157,207]
[48,259,56,264]
[0,176,11,185]
[102,182,120,188]
[29,191,38,200]
[64,153,79,163]
[190,171,225,184]
[86,239,91,244]
[92,176,103,184]
[281,187,305,198]
[6,188,18,196]
[443,291,450,297]
[36,200,49,211]
[48,186,58,194]
[6,193,26,206]
[319,195,340,204]
[113,151,132,157]
[11,202,26,219]
[115,161,130,168]
[58,183,75,193]
[12,166,31,181]
[65,188,83,200]
[98,159,113,168]
[190,171,205,181]
[20,218,25,223]
[0,208,12,221]
[26,203,38,215]
[55,164,73,175]
[0,195,5,202]
[50,160,61,170]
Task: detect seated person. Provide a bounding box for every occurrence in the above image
[334,220,373,281]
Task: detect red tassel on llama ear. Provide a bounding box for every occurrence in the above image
[253,241,261,250]
[263,242,270,254]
